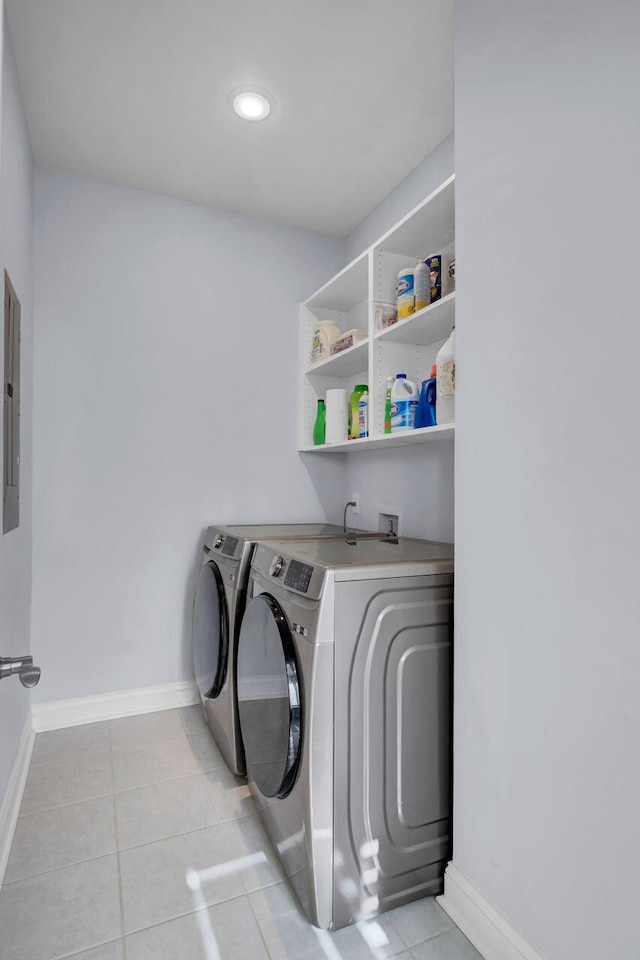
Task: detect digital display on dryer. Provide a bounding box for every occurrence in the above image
[284,560,313,593]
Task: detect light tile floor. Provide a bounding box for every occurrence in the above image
[0,707,482,960]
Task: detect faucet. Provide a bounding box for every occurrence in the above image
[0,655,41,688]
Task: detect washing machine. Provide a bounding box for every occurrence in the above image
[191,523,381,776]
[236,536,454,929]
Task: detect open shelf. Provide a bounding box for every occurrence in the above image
[306,250,369,312]
[300,424,454,453]
[299,175,455,453]
[375,176,455,258]
[375,292,455,347]
[305,339,368,378]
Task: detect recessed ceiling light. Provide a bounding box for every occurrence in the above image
[232,91,271,122]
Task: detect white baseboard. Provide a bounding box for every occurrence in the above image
[437,863,547,960]
[0,712,35,887]
[31,680,199,732]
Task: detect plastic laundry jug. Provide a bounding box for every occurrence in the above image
[415,366,437,428]
[313,399,326,445]
[384,376,394,434]
[349,384,368,440]
[390,374,419,432]
[436,328,455,425]
[358,391,369,438]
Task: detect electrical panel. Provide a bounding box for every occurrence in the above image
[3,271,20,534]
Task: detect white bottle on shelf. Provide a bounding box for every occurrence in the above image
[390,374,419,432]
[414,260,430,312]
[436,327,455,425]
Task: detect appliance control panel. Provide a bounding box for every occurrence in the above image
[252,544,324,600]
[221,535,239,557]
[284,559,314,594]
[269,555,285,578]
[205,528,241,563]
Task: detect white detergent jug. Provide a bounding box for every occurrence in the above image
[436,327,455,425]
[390,374,419,432]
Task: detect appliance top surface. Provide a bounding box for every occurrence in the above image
[208,523,371,542]
[264,536,454,579]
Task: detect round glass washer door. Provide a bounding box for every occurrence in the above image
[237,593,302,798]
[192,560,229,700]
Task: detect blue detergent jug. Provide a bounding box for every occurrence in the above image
[415,367,437,428]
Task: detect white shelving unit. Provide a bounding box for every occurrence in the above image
[299,175,455,453]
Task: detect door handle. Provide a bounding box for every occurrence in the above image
[0,655,41,688]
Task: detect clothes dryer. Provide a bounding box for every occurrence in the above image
[236,536,454,929]
[191,524,377,775]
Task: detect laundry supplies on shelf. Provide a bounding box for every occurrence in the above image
[390,374,419,432]
[373,301,398,331]
[358,390,369,438]
[384,376,394,434]
[349,384,368,440]
[396,267,415,320]
[422,254,455,305]
[436,328,455,425]
[415,366,438,428]
[330,328,367,356]
[310,320,340,364]
[414,259,431,311]
[313,399,326,445]
[325,389,349,443]
[298,175,456,453]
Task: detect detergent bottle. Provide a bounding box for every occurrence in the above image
[390,374,419,432]
[384,376,394,434]
[358,391,369,438]
[414,260,431,312]
[313,399,326,445]
[415,366,437,428]
[436,328,455,424]
[396,268,415,320]
[349,385,368,440]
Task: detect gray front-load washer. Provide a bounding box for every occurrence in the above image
[191,523,379,776]
[236,536,454,929]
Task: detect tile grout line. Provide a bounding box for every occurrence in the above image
[246,885,279,960]
[112,761,226,795]
[2,808,260,886]
[18,788,117,819]
[28,747,112,769]
[110,738,129,960]
[49,937,124,960]
[11,790,114,824]
[178,707,236,826]
[120,885,252,941]
[390,920,460,954]
[18,759,228,819]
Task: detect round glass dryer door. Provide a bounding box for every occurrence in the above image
[192,560,229,700]
[237,594,302,798]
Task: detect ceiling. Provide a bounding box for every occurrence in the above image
[6,0,453,236]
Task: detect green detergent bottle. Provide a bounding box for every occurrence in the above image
[384,376,394,434]
[313,399,326,445]
[349,384,368,440]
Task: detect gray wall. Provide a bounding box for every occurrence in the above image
[453,3,640,958]
[338,134,455,542]
[0,10,34,800]
[32,169,344,702]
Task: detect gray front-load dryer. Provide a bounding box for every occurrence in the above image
[191,523,379,776]
[236,536,454,929]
